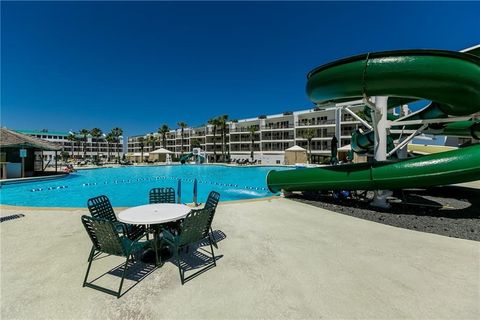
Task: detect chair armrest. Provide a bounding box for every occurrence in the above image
[161,229,178,247]
[113,222,128,235]
[127,224,147,241]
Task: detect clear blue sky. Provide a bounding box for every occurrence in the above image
[2,1,479,137]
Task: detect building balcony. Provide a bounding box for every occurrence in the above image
[261,124,295,130]
[296,119,336,127]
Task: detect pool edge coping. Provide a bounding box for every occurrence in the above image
[0,195,281,211]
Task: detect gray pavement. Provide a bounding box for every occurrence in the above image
[1,198,479,319]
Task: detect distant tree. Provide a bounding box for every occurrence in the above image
[105,132,116,162]
[138,136,145,163]
[302,129,316,164]
[158,124,170,148]
[79,129,90,159]
[191,138,201,149]
[90,128,103,161]
[248,126,257,161]
[111,127,123,162]
[218,115,229,162]
[67,132,77,159]
[208,117,221,162]
[60,151,70,162]
[177,122,188,155]
[146,134,157,153]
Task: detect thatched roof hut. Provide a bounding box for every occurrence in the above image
[0,128,62,151]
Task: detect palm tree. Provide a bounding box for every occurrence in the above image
[105,133,115,162]
[67,132,77,160]
[248,126,257,161]
[177,122,188,155]
[111,127,123,163]
[79,129,90,159]
[138,137,145,163]
[190,138,201,149]
[90,128,103,161]
[158,124,170,148]
[218,115,229,162]
[302,129,316,164]
[146,134,157,152]
[208,117,220,162]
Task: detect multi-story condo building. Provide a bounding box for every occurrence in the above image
[15,129,124,163]
[127,104,366,164]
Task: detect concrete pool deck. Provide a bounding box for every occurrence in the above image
[1,198,479,319]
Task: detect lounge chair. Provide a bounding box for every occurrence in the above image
[81,215,149,298]
[161,207,217,285]
[87,195,146,241]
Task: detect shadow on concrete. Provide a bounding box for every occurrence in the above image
[0,214,26,223]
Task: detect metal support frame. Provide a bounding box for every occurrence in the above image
[371,96,389,162]
[390,116,471,127]
[343,106,373,130]
[175,236,216,285]
[334,108,342,142]
[396,104,410,159]
[83,247,132,299]
[365,96,392,208]
[387,124,428,157]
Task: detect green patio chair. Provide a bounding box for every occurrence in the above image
[87,195,146,241]
[81,215,149,298]
[161,207,217,285]
[149,187,179,233]
[204,191,221,248]
[149,187,176,204]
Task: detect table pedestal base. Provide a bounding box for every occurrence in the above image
[140,246,172,265]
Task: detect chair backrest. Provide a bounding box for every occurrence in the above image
[81,215,126,257]
[87,195,117,222]
[204,191,220,211]
[149,187,176,204]
[178,208,214,247]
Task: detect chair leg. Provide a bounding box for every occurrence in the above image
[175,249,184,285]
[209,237,216,267]
[117,255,131,298]
[83,246,96,287]
[210,227,218,249]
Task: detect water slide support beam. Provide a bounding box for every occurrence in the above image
[387,124,428,158]
[370,96,391,208]
[343,106,373,130]
[371,96,389,161]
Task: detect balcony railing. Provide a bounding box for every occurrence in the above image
[296,119,335,126]
[261,124,295,130]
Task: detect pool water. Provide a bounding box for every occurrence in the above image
[0,165,291,207]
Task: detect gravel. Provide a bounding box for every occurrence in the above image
[288,185,480,241]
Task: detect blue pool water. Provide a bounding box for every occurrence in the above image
[0,165,291,207]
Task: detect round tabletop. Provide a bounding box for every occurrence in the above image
[118,203,191,225]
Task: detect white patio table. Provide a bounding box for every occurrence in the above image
[118,203,191,266]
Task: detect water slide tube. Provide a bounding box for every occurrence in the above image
[267,50,480,193]
[180,153,194,164]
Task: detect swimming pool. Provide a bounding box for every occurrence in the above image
[0,165,291,207]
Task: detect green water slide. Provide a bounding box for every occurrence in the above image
[267,49,480,193]
[180,152,194,164]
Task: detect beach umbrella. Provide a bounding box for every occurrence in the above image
[177,178,182,204]
[193,178,198,206]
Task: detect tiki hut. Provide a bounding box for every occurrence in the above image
[0,128,62,179]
